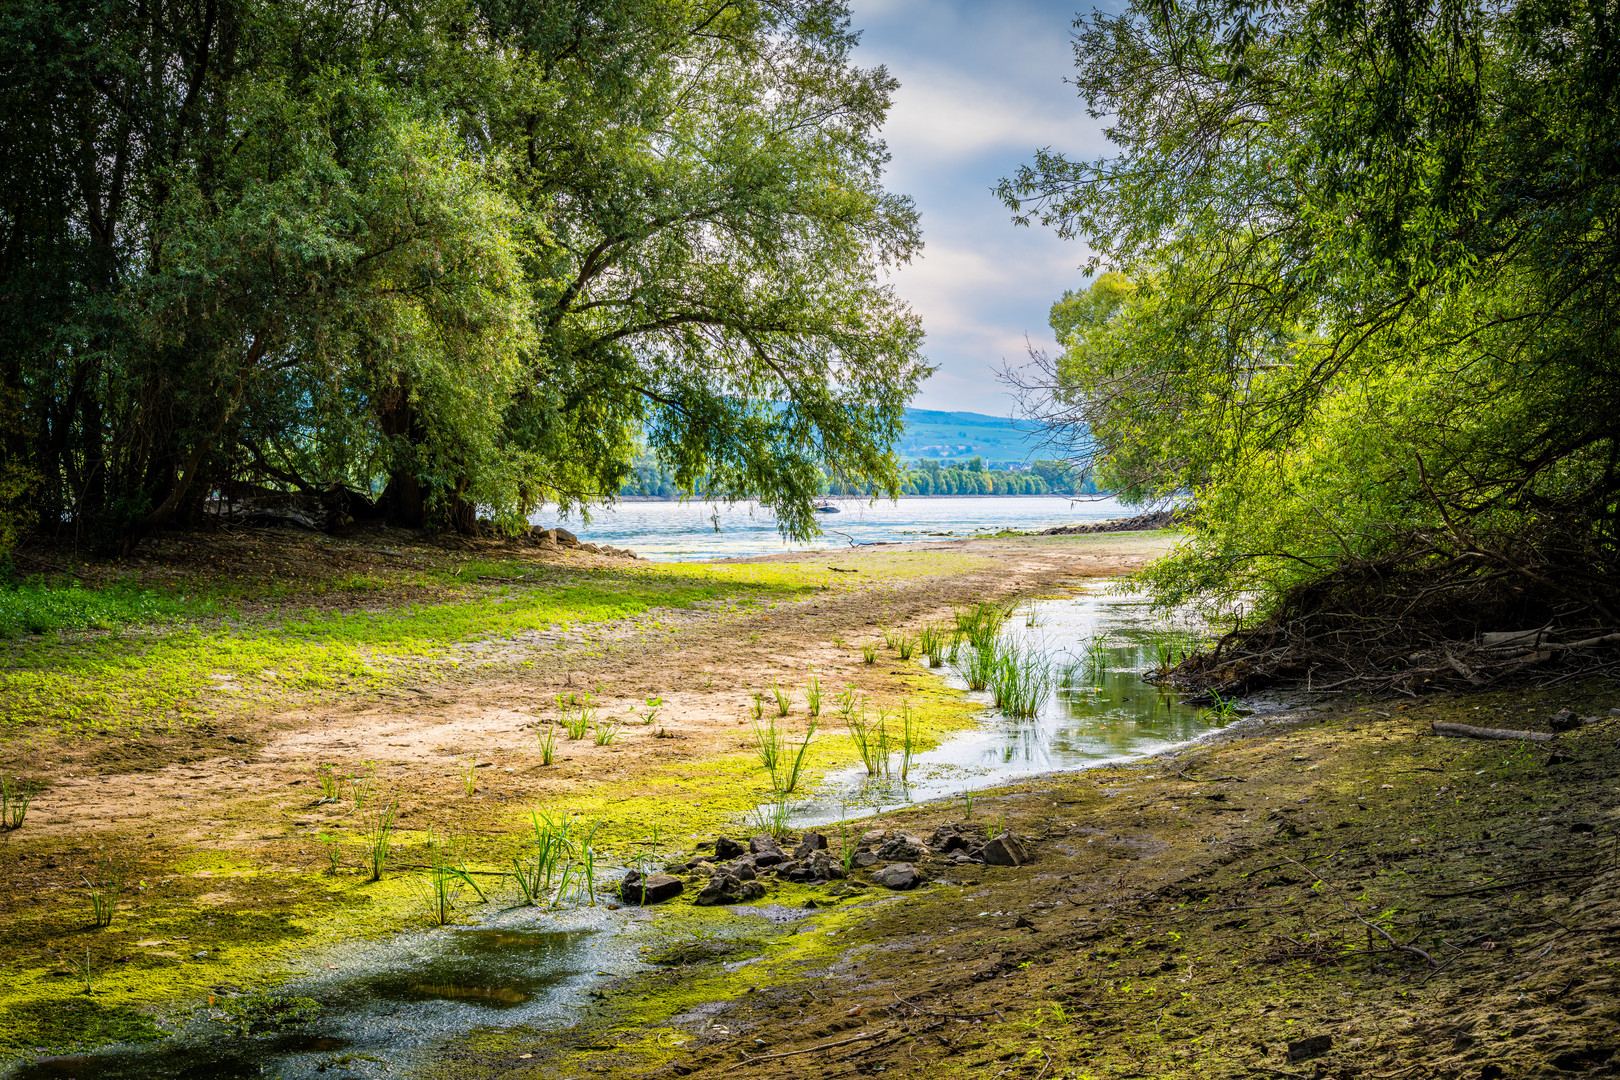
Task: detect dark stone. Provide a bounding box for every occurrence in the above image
[981,835,1029,866]
[694,873,766,906]
[1550,708,1581,732]
[750,835,786,865]
[733,862,757,881]
[793,832,828,860]
[808,852,845,879]
[773,860,800,877]
[552,527,580,546]
[852,851,880,868]
[937,833,968,854]
[684,856,714,870]
[714,836,745,860]
[877,834,928,860]
[1286,1035,1333,1062]
[620,871,683,905]
[871,863,923,890]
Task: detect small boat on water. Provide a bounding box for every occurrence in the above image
[814,502,840,514]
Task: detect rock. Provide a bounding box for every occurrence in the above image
[620,871,684,905]
[937,833,968,854]
[860,829,888,844]
[1550,708,1581,732]
[552,527,579,546]
[981,834,1030,867]
[694,873,766,906]
[878,834,929,860]
[808,852,844,880]
[852,851,880,868]
[793,832,828,860]
[733,862,757,881]
[750,835,786,866]
[714,836,746,860]
[953,852,980,864]
[578,542,601,554]
[871,863,924,890]
[1287,1035,1333,1062]
[773,860,800,877]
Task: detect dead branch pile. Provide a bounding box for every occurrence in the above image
[1161,532,1620,697]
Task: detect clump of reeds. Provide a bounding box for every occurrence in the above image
[559,693,594,739]
[777,720,819,794]
[315,766,341,803]
[82,851,129,928]
[461,757,478,796]
[861,643,878,665]
[413,828,486,926]
[918,626,945,668]
[1,774,33,830]
[804,676,822,718]
[536,723,557,765]
[643,695,662,725]
[836,685,860,718]
[899,704,918,781]
[751,794,791,837]
[894,634,917,661]
[751,714,782,775]
[989,639,1053,719]
[593,717,623,745]
[360,796,398,882]
[847,711,891,777]
[771,684,792,717]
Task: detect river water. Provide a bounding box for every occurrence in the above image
[533,494,1137,561]
[9,587,1220,1080]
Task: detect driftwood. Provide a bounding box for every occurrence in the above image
[1430,722,1554,744]
[725,1028,891,1070]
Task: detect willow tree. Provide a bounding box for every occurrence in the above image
[0,0,924,547]
[1001,0,1620,688]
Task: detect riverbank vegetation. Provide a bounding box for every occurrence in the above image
[0,0,924,552]
[617,454,1097,498]
[1002,0,1620,695]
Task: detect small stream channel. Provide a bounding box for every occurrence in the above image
[10,582,1226,1080]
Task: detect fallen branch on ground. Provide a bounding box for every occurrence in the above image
[725,1028,891,1070]
[1430,722,1554,743]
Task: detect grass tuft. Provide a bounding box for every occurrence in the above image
[0,774,33,830]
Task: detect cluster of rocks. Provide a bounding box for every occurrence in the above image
[1040,508,1183,535]
[529,526,643,561]
[617,821,1033,906]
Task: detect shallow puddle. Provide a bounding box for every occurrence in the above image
[8,924,621,1080]
[787,583,1223,824]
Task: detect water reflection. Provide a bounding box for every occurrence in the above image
[788,585,1220,825]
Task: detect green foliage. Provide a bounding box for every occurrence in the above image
[0,774,32,830]
[1001,0,1620,628]
[5,0,926,547]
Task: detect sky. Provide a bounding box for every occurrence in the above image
[846,0,1115,414]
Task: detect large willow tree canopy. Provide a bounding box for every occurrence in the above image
[0,0,926,547]
[1001,0,1620,659]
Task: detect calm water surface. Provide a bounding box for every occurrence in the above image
[533,495,1136,561]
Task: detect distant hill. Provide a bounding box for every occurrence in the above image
[898,408,1065,465]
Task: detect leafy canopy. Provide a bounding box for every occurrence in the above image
[1001,0,1620,629]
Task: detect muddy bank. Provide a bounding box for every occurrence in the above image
[450,683,1620,1080]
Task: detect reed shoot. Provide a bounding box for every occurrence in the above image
[536,723,557,765]
[360,797,398,882]
[461,757,478,796]
[778,719,819,794]
[751,714,782,775]
[82,852,129,927]
[846,712,889,776]
[918,625,945,667]
[771,684,792,717]
[315,766,340,802]
[836,684,860,718]
[861,642,878,664]
[751,794,791,837]
[804,676,822,717]
[643,695,662,725]
[751,692,765,722]
[0,774,32,830]
[593,717,623,745]
[894,634,917,661]
[899,705,917,781]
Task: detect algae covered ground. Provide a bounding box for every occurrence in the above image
[1,525,1613,1080]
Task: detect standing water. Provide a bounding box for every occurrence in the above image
[784,582,1221,826]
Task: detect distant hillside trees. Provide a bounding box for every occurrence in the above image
[618,454,1094,497]
[0,0,924,550]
